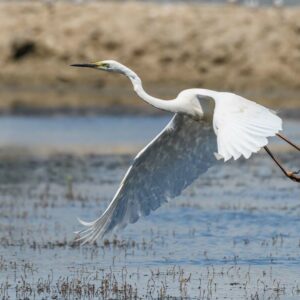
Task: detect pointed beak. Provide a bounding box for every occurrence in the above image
[70,63,98,68]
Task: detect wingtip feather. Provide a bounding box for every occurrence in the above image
[77,217,95,227]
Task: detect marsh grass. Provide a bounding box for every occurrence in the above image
[0,148,299,299]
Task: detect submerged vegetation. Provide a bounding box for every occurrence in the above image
[0,142,299,298]
[2,256,300,299]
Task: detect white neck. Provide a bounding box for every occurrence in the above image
[120,66,179,113]
[118,65,219,116]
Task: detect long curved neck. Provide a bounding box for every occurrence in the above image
[121,67,178,113]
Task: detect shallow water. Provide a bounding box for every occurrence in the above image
[0,115,299,154]
[0,115,170,155]
[0,115,299,299]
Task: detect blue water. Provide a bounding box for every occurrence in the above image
[0,115,299,299]
[0,115,170,154]
[0,115,298,153]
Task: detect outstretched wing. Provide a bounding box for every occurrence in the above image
[77,114,218,243]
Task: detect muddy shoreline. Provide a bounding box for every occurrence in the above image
[1,103,299,120]
[0,2,300,113]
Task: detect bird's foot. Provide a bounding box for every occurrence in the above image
[292,169,300,175]
[287,170,300,182]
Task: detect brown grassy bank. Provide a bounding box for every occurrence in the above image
[0,2,300,114]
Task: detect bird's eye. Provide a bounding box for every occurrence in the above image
[101,63,110,69]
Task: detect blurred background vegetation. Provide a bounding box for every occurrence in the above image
[0,0,299,116]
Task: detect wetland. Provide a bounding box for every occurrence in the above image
[0,115,299,299]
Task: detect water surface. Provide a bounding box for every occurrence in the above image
[0,115,299,299]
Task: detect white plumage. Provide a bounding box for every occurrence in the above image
[213,93,282,161]
[71,60,282,244]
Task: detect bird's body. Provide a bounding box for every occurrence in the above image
[71,60,291,244]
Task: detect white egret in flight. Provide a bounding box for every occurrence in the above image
[71,60,300,244]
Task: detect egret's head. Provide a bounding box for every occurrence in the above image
[71,60,125,74]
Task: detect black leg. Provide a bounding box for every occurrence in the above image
[264,146,300,183]
[276,133,300,152]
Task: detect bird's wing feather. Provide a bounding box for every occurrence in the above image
[77,113,218,243]
[213,93,282,161]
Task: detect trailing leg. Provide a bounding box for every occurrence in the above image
[264,146,300,183]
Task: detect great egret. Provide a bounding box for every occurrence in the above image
[71,60,300,244]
